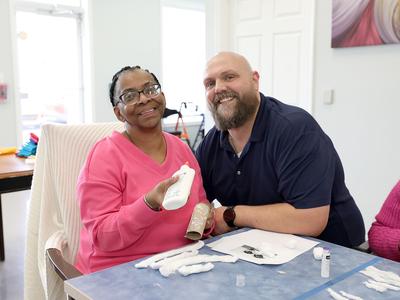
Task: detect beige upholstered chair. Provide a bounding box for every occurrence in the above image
[24,122,124,300]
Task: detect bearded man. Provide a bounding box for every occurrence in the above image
[195,51,365,248]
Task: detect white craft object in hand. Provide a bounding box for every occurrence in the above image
[163,164,195,210]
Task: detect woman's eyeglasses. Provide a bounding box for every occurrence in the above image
[117,83,161,105]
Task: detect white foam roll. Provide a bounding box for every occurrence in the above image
[313,246,324,260]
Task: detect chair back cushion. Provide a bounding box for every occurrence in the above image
[24,122,124,300]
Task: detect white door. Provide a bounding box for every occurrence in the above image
[207,0,315,113]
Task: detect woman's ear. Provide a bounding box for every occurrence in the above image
[114,105,125,122]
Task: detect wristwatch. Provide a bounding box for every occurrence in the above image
[223,206,236,228]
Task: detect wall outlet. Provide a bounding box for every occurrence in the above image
[323,89,334,105]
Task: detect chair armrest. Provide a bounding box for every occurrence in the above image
[353,241,371,253]
[46,248,83,281]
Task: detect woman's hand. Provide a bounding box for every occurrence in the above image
[145,176,179,210]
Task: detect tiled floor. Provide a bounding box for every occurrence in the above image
[0,190,30,300]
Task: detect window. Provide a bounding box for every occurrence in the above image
[161,0,206,123]
[15,1,85,141]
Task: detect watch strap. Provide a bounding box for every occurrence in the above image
[223,206,236,228]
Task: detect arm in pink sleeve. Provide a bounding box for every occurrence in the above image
[368,222,400,261]
[78,179,160,252]
[368,181,400,261]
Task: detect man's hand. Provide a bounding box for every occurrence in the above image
[212,206,233,235]
[205,204,215,230]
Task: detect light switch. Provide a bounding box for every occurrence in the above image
[323,89,334,105]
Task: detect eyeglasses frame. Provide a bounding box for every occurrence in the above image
[116,83,161,106]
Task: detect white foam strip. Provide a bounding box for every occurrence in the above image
[326,288,349,300]
[363,280,386,292]
[159,254,238,277]
[366,266,400,286]
[339,290,363,300]
[134,241,204,268]
[368,279,400,291]
[150,250,198,269]
[360,266,400,287]
[178,262,214,276]
[368,266,400,281]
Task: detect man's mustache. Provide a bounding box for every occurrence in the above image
[213,92,238,105]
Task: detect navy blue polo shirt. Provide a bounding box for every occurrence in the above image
[196,93,365,247]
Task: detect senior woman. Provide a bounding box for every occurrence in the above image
[75,66,213,274]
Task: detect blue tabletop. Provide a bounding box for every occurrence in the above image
[65,229,400,300]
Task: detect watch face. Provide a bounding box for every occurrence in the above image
[223,206,236,227]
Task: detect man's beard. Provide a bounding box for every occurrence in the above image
[208,91,258,131]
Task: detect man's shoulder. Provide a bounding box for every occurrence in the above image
[201,126,221,144]
[264,96,320,133]
[264,96,311,121]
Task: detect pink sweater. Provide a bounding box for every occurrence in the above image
[75,131,209,273]
[368,180,400,262]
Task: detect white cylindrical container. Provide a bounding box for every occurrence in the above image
[163,164,195,210]
[321,248,330,278]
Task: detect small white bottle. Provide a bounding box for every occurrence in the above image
[321,248,330,278]
[163,164,195,210]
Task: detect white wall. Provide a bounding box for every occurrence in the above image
[313,1,400,230]
[90,0,162,122]
[0,0,18,146]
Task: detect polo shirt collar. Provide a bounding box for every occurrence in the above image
[219,130,232,151]
[249,92,268,143]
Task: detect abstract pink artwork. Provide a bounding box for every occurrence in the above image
[332,0,400,48]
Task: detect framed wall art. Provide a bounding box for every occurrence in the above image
[332,0,400,48]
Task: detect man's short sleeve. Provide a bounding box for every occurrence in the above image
[275,122,336,209]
